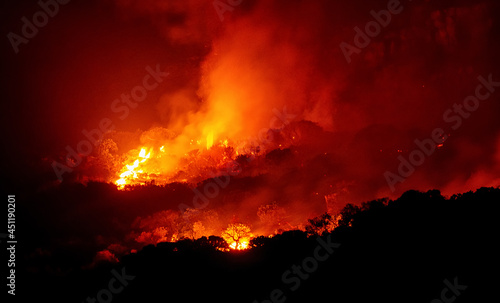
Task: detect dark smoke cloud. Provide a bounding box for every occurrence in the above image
[110,0,500,197]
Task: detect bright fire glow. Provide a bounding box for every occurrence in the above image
[221,223,252,251]
[115,147,152,189]
[207,131,214,149]
[112,133,241,189]
[229,240,249,250]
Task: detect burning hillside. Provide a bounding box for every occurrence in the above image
[2,0,500,301]
[35,0,497,198]
[111,115,295,189]
[18,0,497,259]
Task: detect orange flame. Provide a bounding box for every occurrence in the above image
[229,240,249,250]
[221,223,252,251]
[206,131,214,150]
[115,147,152,188]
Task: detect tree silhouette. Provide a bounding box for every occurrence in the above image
[207,235,228,250]
[338,203,361,227]
[221,223,252,249]
[305,213,338,235]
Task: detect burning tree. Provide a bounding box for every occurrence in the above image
[221,223,252,250]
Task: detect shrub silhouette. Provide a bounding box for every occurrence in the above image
[20,187,499,303]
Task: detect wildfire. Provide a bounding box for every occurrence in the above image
[222,223,252,251]
[115,147,152,188]
[110,127,248,189]
[206,131,214,150]
[229,240,249,250]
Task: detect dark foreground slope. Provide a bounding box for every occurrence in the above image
[20,187,499,303]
